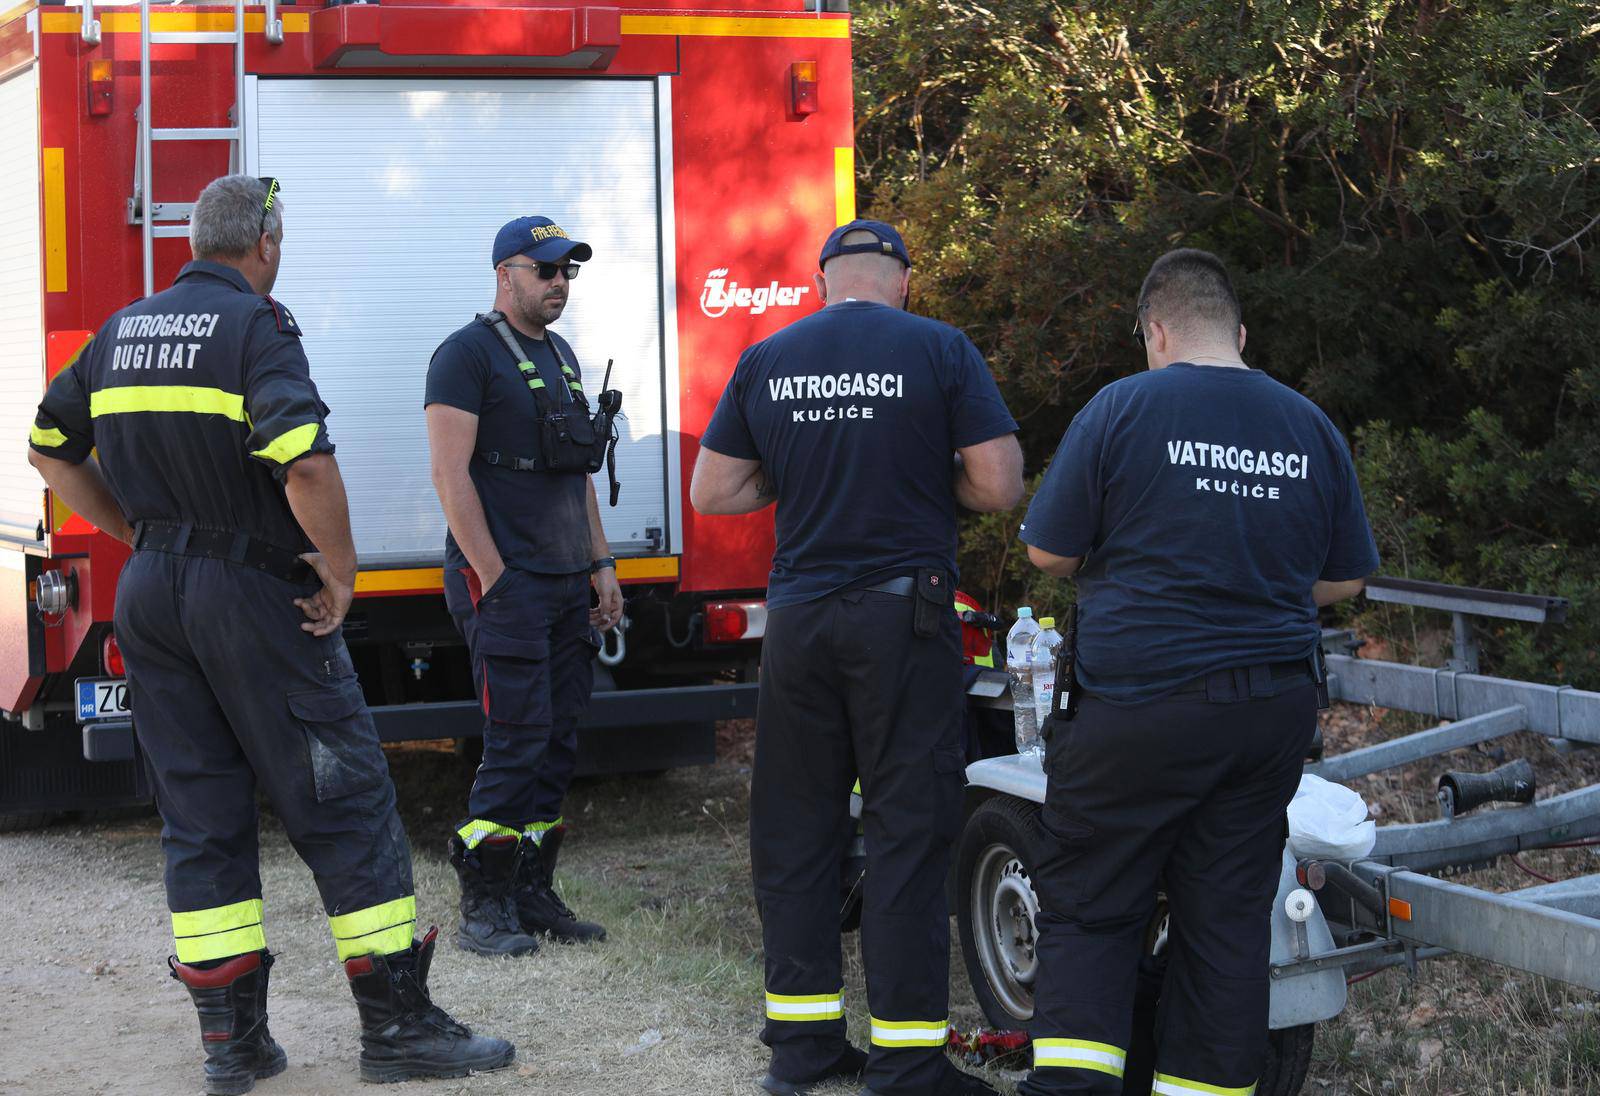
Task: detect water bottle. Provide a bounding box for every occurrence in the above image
[1031,618,1063,731]
[1006,608,1041,754]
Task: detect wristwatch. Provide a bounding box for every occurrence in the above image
[590,556,616,574]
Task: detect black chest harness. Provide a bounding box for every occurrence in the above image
[475,310,622,506]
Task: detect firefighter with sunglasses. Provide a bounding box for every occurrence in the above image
[425,216,622,957]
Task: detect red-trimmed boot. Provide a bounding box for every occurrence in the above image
[169,950,289,1096]
[344,926,516,1083]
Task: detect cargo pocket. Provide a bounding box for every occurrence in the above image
[932,744,967,840]
[288,678,386,802]
[932,744,967,775]
[476,629,552,726]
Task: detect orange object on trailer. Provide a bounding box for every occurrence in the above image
[0,0,854,822]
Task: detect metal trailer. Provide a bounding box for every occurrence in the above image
[956,576,1600,1095]
[0,0,861,825]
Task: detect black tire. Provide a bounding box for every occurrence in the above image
[954,794,1313,1096]
[0,811,55,834]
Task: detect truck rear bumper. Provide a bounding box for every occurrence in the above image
[79,682,760,774]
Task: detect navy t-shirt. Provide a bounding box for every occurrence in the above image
[424,319,590,576]
[701,300,1018,608]
[1019,363,1379,704]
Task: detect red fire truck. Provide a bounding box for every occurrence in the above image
[0,0,854,826]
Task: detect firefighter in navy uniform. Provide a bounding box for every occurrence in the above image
[1016,250,1379,1096]
[26,175,513,1095]
[425,216,620,958]
[692,220,1024,1096]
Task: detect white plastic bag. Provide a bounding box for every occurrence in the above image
[1286,773,1376,860]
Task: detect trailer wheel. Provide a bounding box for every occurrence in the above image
[0,811,55,833]
[956,795,1052,1026]
[955,795,1313,1096]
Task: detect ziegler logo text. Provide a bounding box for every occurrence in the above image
[700,269,811,318]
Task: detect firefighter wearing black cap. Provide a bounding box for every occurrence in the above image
[26,174,512,1095]
[425,214,620,957]
[1016,249,1378,1096]
[692,220,1024,1096]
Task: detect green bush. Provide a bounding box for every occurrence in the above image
[853,0,1600,686]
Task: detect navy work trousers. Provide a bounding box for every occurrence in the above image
[751,587,968,1095]
[1017,675,1317,1096]
[116,549,415,963]
[444,566,595,838]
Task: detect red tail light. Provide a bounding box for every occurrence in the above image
[102,633,125,677]
[703,600,767,644]
[790,61,819,115]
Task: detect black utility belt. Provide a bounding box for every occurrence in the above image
[1157,658,1318,701]
[133,520,312,584]
[853,569,951,638]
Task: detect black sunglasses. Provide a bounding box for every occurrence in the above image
[258,177,280,241]
[505,261,581,281]
[1131,301,1147,347]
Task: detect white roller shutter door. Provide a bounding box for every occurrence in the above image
[0,68,44,544]
[252,77,668,566]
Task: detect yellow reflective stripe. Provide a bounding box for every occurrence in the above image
[90,385,246,421]
[1153,1074,1256,1096]
[457,819,522,847]
[869,1017,948,1047]
[250,421,320,464]
[172,898,265,963]
[30,424,68,448]
[1034,1038,1125,1077]
[522,817,562,843]
[328,895,417,960]
[175,925,268,963]
[766,989,844,1020]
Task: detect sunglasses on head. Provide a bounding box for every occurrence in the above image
[258,177,280,241]
[505,261,581,281]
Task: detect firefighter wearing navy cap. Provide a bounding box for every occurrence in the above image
[693,220,1024,1096]
[1016,249,1378,1096]
[26,175,513,1094]
[425,215,619,957]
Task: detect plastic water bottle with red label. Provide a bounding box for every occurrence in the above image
[1031,618,1062,729]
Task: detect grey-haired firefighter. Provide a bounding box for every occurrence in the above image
[27,174,513,1094]
[424,215,623,957]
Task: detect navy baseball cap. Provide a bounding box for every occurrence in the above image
[818,219,911,270]
[491,216,593,268]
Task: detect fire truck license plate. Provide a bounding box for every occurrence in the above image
[76,678,130,723]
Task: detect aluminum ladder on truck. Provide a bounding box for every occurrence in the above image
[118,0,285,297]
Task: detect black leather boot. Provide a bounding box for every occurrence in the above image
[344,926,517,1083]
[760,1044,868,1094]
[515,823,607,942]
[169,950,289,1096]
[449,833,541,957]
